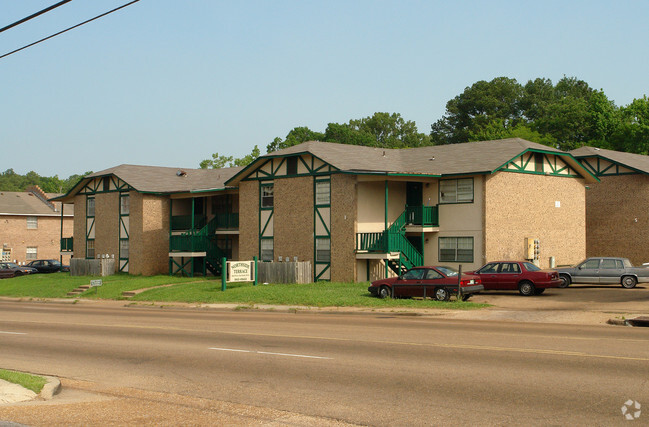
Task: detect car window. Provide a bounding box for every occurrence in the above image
[616,260,624,269]
[623,259,633,268]
[478,263,498,274]
[601,259,617,269]
[436,266,458,277]
[425,269,443,280]
[500,263,520,273]
[523,262,540,272]
[582,259,601,269]
[402,269,425,280]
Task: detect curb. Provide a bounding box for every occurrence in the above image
[606,318,629,326]
[39,376,61,400]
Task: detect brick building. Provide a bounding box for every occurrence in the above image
[0,186,73,264]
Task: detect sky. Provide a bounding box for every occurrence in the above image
[1,0,648,178]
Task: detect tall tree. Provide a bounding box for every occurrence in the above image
[200,145,260,169]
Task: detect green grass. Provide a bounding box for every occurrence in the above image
[0,369,47,394]
[0,273,488,309]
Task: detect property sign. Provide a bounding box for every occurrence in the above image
[228,261,253,282]
[90,279,103,287]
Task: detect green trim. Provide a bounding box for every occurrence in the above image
[494,149,599,182]
[313,178,332,281]
[226,151,340,185]
[575,155,643,177]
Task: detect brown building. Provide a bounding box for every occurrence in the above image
[571,146,649,266]
[0,186,73,264]
[56,138,598,282]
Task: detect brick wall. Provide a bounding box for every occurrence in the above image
[274,176,314,264]
[484,172,586,268]
[238,181,259,260]
[130,192,169,275]
[584,174,649,265]
[94,192,119,266]
[331,174,357,282]
[0,215,73,263]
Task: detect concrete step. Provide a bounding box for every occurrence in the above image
[121,291,137,297]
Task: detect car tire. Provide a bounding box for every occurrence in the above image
[534,288,545,295]
[461,294,472,302]
[559,274,571,288]
[621,276,637,289]
[518,281,535,296]
[378,286,391,299]
[434,287,450,301]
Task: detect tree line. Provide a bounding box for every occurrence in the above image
[0,169,89,194]
[202,75,649,168]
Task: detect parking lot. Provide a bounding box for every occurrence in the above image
[446,284,649,325]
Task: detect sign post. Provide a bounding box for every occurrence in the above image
[90,279,102,295]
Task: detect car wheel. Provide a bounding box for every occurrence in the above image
[461,294,472,302]
[434,287,450,302]
[518,281,535,296]
[13,271,23,277]
[559,274,571,288]
[378,286,391,299]
[621,276,637,289]
[534,288,545,295]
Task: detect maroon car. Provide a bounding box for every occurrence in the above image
[368,266,484,301]
[468,261,561,296]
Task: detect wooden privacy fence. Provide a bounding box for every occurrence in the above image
[70,258,115,276]
[257,261,312,284]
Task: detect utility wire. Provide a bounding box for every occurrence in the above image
[0,0,73,34]
[0,0,140,60]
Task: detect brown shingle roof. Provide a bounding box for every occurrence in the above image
[227,138,582,184]
[570,146,649,175]
[0,191,72,216]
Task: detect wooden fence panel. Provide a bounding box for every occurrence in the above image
[257,261,312,284]
[71,259,116,276]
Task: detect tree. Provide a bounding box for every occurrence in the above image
[266,127,325,152]
[199,145,261,169]
[610,96,649,154]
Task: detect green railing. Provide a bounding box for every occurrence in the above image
[169,234,207,252]
[355,230,422,267]
[171,214,206,231]
[405,205,439,227]
[212,213,239,230]
[60,237,73,252]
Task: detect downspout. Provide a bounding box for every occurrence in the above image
[385,180,389,278]
[59,202,64,264]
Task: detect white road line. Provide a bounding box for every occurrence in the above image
[0,331,26,335]
[209,347,331,360]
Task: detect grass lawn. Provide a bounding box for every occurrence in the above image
[0,369,47,394]
[0,273,488,309]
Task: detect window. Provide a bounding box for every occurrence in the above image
[87,197,95,217]
[260,239,273,261]
[500,263,520,273]
[315,180,330,205]
[286,156,298,175]
[479,263,498,274]
[120,195,130,215]
[261,185,274,208]
[581,259,600,269]
[439,178,473,203]
[103,177,110,192]
[120,240,129,259]
[402,269,425,280]
[87,240,95,259]
[439,237,474,262]
[26,247,37,260]
[27,216,38,229]
[316,238,330,263]
[425,269,443,280]
[535,153,544,173]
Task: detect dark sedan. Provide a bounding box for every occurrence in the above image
[369,266,483,301]
[0,262,38,278]
[25,259,70,273]
[468,261,561,296]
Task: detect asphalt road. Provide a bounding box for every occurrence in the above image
[0,299,648,425]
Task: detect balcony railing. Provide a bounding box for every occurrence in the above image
[405,205,439,227]
[169,235,207,252]
[60,237,73,252]
[212,212,239,230]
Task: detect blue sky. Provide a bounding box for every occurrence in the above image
[1,0,648,178]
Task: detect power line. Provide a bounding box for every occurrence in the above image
[0,0,73,34]
[0,0,140,61]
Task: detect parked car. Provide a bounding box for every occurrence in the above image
[0,262,38,278]
[25,259,70,273]
[468,261,561,296]
[368,266,483,301]
[556,257,649,289]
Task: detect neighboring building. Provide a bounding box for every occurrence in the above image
[54,138,598,281]
[227,138,597,281]
[52,165,241,276]
[0,186,73,264]
[571,146,649,266]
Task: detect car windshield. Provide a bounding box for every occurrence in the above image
[5,263,19,268]
[436,266,458,277]
[51,260,61,266]
[523,262,541,272]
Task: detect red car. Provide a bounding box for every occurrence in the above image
[468,261,561,296]
[368,266,484,301]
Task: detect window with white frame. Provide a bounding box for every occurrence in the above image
[26,247,37,260]
[86,240,95,259]
[316,238,331,262]
[120,194,130,215]
[260,239,273,261]
[27,216,38,229]
[261,185,274,208]
[439,178,474,203]
[120,239,129,259]
[87,197,95,217]
[439,237,474,262]
[315,180,330,205]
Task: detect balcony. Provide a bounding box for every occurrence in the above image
[169,234,207,253]
[171,214,207,231]
[405,205,439,227]
[60,237,73,252]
